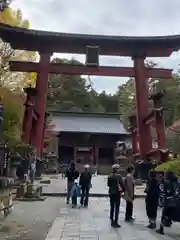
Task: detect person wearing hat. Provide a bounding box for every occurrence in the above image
[107,164,124,228]
[79,164,92,207]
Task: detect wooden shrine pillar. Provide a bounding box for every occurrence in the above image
[156,111,166,149]
[95,145,99,165]
[128,115,138,154]
[40,112,49,153]
[132,131,138,154]
[22,86,37,144]
[40,125,45,153]
[133,56,152,160]
[32,53,51,155]
[151,92,166,149]
[73,144,76,162]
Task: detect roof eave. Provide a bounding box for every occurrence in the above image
[0,24,180,56]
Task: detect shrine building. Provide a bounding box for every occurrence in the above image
[49,112,130,168]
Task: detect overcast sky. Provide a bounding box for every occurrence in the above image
[11,0,180,93]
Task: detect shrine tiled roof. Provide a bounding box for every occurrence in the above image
[51,112,129,135]
[0,23,180,56]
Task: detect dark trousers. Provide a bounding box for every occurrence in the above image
[72,196,77,205]
[67,182,73,202]
[125,201,133,220]
[161,205,175,225]
[146,201,158,221]
[109,194,121,222]
[80,186,89,206]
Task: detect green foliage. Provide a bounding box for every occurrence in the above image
[0,87,24,150]
[0,6,38,153]
[156,160,180,177]
[115,61,180,135]
[13,143,35,156]
[117,78,136,127]
[97,91,119,113]
[47,58,119,113]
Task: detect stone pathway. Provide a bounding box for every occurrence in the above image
[0,197,63,240]
[42,175,146,197]
[45,198,180,240]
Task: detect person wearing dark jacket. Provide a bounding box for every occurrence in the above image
[79,164,92,207]
[65,162,79,204]
[107,164,124,228]
[157,171,179,235]
[145,170,160,229]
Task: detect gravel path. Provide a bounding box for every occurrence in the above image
[0,197,64,240]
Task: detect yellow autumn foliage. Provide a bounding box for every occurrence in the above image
[0,7,37,149]
[0,7,37,89]
[0,8,30,27]
[0,87,24,147]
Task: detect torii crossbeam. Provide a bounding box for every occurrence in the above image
[10,61,172,78]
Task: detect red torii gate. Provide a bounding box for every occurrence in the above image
[0,23,179,159]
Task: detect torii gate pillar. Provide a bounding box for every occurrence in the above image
[133,56,152,159]
[128,115,138,154]
[152,92,166,149]
[22,86,37,144]
[31,53,51,155]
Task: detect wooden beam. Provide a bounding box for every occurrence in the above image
[143,108,164,125]
[9,61,172,78]
[143,110,155,125]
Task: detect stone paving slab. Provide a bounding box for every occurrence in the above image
[45,198,180,240]
[0,197,63,240]
[42,175,146,197]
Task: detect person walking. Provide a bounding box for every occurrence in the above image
[79,164,92,207]
[65,162,79,204]
[145,170,160,229]
[124,165,135,222]
[157,171,179,235]
[70,179,81,208]
[107,164,124,228]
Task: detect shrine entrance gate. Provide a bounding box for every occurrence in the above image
[0,23,179,160]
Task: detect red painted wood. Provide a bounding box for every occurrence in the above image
[31,53,51,155]
[143,110,155,125]
[132,131,138,154]
[155,112,166,149]
[22,96,35,144]
[0,24,178,57]
[128,115,138,154]
[134,57,152,160]
[10,61,172,78]
[40,126,45,153]
[153,98,166,150]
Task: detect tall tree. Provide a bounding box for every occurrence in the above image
[0,87,24,148]
[0,8,37,89]
[97,91,119,113]
[47,58,104,112]
[117,78,136,126]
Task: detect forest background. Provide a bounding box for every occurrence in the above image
[1,5,180,154]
